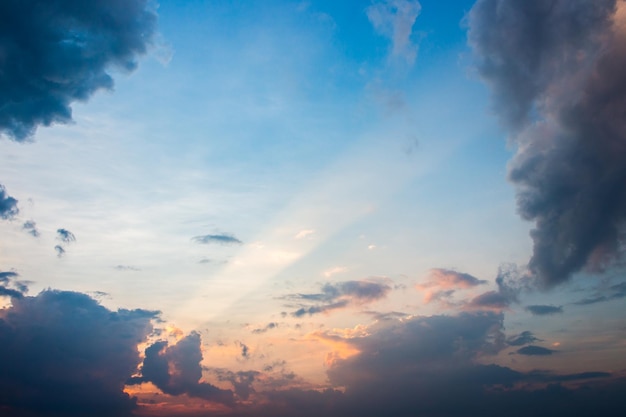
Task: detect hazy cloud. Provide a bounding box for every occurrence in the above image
[288,280,391,317]
[573,281,626,305]
[526,304,564,316]
[469,0,626,286]
[0,184,18,220]
[418,268,487,303]
[517,345,556,356]
[0,289,158,416]
[192,234,243,246]
[506,331,541,346]
[22,220,40,237]
[367,0,422,64]
[0,0,158,140]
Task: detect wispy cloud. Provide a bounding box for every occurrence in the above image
[192,233,243,246]
[367,0,422,65]
[526,305,564,316]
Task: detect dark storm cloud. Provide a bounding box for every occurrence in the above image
[0,289,158,417]
[0,184,19,220]
[192,234,243,246]
[573,281,626,305]
[526,304,564,315]
[0,0,158,141]
[129,332,234,406]
[288,280,391,317]
[517,345,556,356]
[507,331,541,347]
[468,0,626,286]
[22,220,40,237]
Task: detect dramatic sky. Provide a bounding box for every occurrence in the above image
[1,1,626,416]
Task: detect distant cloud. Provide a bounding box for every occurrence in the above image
[252,322,279,334]
[526,305,564,316]
[0,0,158,140]
[517,345,556,356]
[507,331,541,347]
[288,280,391,317]
[323,266,347,278]
[0,185,19,220]
[114,265,141,272]
[418,268,487,304]
[56,228,76,243]
[192,233,243,246]
[129,332,234,405]
[0,289,158,416]
[294,229,315,240]
[573,282,626,306]
[54,245,66,258]
[465,264,529,311]
[0,270,26,299]
[22,220,40,237]
[367,0,422,65]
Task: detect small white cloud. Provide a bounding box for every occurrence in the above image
[294,229,315,240]
[323,266,348,278]
[368,244,377,250]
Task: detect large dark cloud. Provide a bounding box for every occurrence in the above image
[0,289,158,417]
[288,280,391,317]
[468,0,626,286]
[128,332,234,406]
[0,184,19,220]
[0,0,158,141]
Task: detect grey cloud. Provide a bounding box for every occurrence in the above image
[56,228,76,243]
[54,245,66,258]
[114,265,141,271]
[466,264,529,310]
[212,369,260,400]
[288,280,391,317]
[0,0,158,141]
[0,289,158,416]
[468,0,626,286]
[129,332,234,405]
[517,345,556,356]
[22,220,40,237]
[0,184,19,220]
[506,331,541,346]
[252,322,279,334]
[573,281,626,305]
[526,304,564,315]
[192,234,243,246]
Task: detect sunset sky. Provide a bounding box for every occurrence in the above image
[1,1,625,416]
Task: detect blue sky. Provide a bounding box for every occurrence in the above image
[1,1,625,416]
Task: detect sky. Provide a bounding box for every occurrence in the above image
[1,0,625,416]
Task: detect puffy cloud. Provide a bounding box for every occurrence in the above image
[22,220,40,237]
[129,332,234,406]
[468,0,626,286]
[56,228,76,243]
[0,184,19,220]
[0,289,158,416]
[0,0,158,141]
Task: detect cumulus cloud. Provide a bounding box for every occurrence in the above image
[367,0,422,64]
[0,184,19,220]
[129,332,234,406]
[192,234,243,246]
[0,0,158,141]
[288,280,391,317]
[465,264,529,310]
[0,289,158,416]
[468,0,626,286]
[56,228,76,243]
